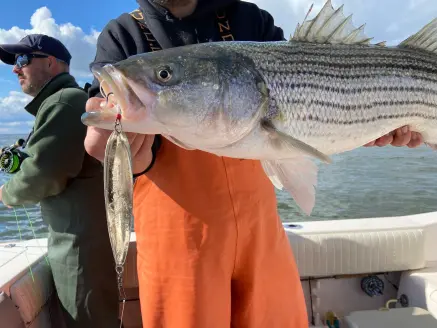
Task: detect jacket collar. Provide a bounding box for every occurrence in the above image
[25,72,79,116]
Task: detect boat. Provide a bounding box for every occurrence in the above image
[2,211,437,328]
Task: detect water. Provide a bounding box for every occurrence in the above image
[0,134,46,242]
[1,133,437,242]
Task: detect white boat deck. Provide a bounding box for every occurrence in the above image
[0,238,48,293]
[2,212,437,327]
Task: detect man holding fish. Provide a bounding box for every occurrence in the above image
[84,0,426,327]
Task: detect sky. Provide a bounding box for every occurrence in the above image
[0,0,436,134]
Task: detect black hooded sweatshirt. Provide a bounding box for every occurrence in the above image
[87,0,285,174]
[88,0,285,97]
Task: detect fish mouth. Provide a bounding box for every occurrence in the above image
[81,63,131,130]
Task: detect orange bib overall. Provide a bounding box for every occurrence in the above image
[132,138,308,327]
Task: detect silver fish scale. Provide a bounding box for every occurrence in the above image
[218,41,437,150]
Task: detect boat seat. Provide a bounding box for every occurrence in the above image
[0,291,25,328]
[344,307,437,327]
[286,227,426,277]
[123,229,428,284]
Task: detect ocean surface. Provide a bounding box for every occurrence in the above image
[1,133,437,242]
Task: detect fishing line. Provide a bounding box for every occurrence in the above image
[12,207,38,295]
[22,205,49,266]
[13,207,34,281]
[117,265,127,328]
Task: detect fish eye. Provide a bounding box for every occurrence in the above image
[157,67,172,83]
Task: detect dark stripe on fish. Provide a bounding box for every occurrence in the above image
[275,82,437,96]
[261,60,437,75]
[294,112,437,125]
[235,43,437,67]
[261,68,437,84]
[287,99,437,122]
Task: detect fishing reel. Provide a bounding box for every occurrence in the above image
[0,139,29,174]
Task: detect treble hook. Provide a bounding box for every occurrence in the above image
[106,92,114,101]
[99,85,121,132]
[99,84,107,99]
[99,84,114,106]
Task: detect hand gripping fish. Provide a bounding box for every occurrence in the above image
[103,105,133,327]
[82,0,437,216]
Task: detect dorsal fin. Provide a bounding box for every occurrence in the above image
[375,41,387,47]
[399,18,437,54]
[291,0,378,45]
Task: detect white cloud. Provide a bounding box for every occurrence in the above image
[0,7,101,134]
[0,91,32,115]
[0,91,34,134]
[0,7,100,78]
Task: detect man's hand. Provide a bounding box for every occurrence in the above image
[84,97,156,175]
[0,185,12,208]
[364,126,423,148]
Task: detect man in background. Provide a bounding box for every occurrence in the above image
[0,34,119,328]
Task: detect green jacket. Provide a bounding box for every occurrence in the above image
[2,72,106,234]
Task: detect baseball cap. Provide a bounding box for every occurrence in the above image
[0,34,71,66]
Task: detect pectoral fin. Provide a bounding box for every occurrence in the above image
[261,157,318,216]
[261,119,332,164]
[163,134,195,150]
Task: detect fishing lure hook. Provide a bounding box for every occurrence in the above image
[99,84,116,110]
[99,84,122,133]
[114,111,122,133]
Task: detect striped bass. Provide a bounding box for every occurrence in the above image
[82,0,437,216]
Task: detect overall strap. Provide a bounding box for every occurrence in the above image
[130,9,163,52]
[129,6,237,50]
[215,8,236,41]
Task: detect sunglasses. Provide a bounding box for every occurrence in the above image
[14,54,49,69]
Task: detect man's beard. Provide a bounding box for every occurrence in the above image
[151,0,193,8]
